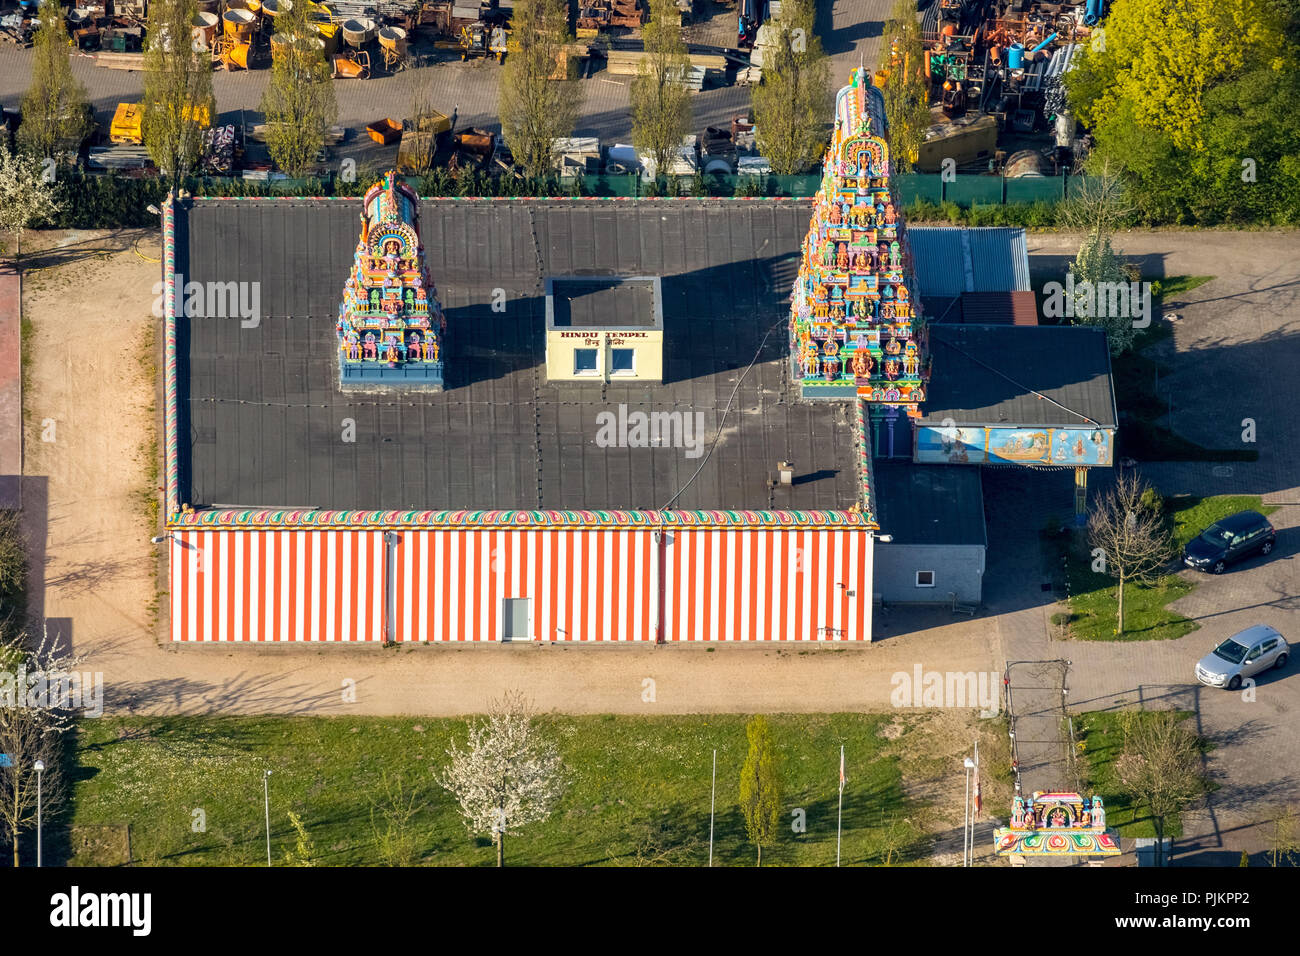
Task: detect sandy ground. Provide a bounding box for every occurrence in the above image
[19,230,160,675]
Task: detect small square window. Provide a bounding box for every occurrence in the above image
[610,348,635,375]
[916,570,935,588]
[574,348,598,375]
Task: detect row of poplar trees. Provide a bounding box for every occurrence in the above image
[14,0,334,182]
[18,0,835,185]
[502,0,832,180]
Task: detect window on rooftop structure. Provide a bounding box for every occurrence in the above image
[610,348,635,375]
[574,348,598,375]
[916,570,935,588]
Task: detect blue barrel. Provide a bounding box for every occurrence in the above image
[1007,43,1024,69]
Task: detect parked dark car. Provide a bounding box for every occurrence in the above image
[1183,510,1276,574]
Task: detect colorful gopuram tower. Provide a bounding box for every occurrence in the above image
[337,172,446,390]
[789,69,927,421]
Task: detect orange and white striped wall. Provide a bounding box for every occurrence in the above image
[168,527,874,642]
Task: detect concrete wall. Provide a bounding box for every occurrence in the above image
[874,542,984,606]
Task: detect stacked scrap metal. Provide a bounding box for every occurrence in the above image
[610,0,644,28]
[200,124,237,175]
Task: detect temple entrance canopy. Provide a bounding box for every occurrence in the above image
[994,791,1121,859]
[337,172,447,390]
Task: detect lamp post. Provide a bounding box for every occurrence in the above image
[708,749,716,867]
[263,770,272,866]
[962,757,975,867]
[34,759,45,868]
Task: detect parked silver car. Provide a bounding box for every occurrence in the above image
[1195,625,1289,690]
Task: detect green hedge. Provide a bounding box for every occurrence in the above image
[38,166,1079,230]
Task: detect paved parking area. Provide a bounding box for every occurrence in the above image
[1026,231,1300,864]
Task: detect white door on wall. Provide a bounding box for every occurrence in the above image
[501,598,532,641]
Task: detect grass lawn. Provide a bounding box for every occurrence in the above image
[1049,494,1276,642]
[54,712,1007,867]
[1149,275,1215,303]
[1043,526,1195,642]
[1076,711,1210,839]
[1065,562,1196,642]
[1169,494,1278,550]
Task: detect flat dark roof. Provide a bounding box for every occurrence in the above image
[548,277,660,329]
[176,198,860,513]
[872,463,986,547]
[920,324,1117,429]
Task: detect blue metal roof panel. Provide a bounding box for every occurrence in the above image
[909,226,1031,300]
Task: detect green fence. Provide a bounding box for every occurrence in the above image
[570,171,1095,204]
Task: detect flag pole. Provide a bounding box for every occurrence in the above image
[709,748,716,867]
[836,744,845,867]
[971,740,980,866]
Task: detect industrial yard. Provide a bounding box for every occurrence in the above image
[0,0,889,179]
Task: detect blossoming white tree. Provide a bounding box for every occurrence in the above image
[0,626,84,866]
[436,691,567,867]
[0,144,61,259]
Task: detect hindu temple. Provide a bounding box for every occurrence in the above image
[789,66,928,431]
[337,172,446,389]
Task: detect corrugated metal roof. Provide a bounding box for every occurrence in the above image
[925,290,1040,325]
[921,325,1117,428]
[908,226,1031,300]
[959,291,1039,325]
[873,462,986,546]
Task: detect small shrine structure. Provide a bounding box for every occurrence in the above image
[337,172,446,389]
[994,791,1122,860]
[789,67,927,424]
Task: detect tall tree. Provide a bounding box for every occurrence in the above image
[631,0,692,182]
[437,691,567,867]
[497,0,582,179]
[738,715,782,866]
[878,0,929,173]
[260,2,337,178]
[1086,473,1173,633]
[143,0,216,186]
[1115,711,1206,867]
[1066,0,1300,224]
[17,0,93,161]
[752,0,830,175]
[1265,804,1299,868]
[0,144,62,259]
[0,627,83,866]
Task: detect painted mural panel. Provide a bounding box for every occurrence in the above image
[915,426,1114,466]
[1047,428,1113,466]
[914,425,988,464]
